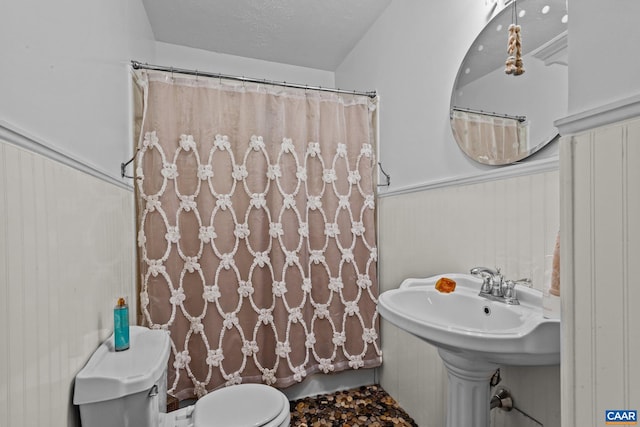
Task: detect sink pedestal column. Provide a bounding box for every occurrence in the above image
[438,349,499,427]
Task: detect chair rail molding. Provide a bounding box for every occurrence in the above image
[0,121,133,191]
[555,93,640,136]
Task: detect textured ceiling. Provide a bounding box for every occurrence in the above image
[142,0,392,71]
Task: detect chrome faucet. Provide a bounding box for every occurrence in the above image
[470,267,531,305]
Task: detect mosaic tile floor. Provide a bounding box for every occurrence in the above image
[289,384,418,427]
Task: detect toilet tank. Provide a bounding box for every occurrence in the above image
[74,326,171,427]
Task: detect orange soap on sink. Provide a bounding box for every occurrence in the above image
[435,277,456,293]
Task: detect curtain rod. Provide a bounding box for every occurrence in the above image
[451,106,527,122]
[131,60,378,99]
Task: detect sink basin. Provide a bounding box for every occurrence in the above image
[378,273,560,427]
[379,273,560,366]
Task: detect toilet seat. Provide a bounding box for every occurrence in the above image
[75,327,290,427]
[191,384,290,427]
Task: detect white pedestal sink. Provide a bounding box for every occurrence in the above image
[378,273,560,427]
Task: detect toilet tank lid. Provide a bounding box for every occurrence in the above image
[73,326,171,405]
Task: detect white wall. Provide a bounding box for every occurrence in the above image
[568,1,640,114]
[0,1,154,426]
[336,0,500,190]
[0,0,156,181]
[154,42,335,89]
[0,141,136,427]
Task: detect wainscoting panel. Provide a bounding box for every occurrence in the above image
[0,140,136,427]
[561,116,640,427]
[378,171,560,427]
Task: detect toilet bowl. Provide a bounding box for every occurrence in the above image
[164,383,290,427]
[74,326,290,427]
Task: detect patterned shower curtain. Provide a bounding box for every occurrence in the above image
[134,70,381,400]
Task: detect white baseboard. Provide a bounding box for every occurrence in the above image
[281,368,377,400]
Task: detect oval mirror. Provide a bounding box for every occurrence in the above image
[450,0,568,165]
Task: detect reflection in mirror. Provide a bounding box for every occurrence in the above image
[450,0,568,165]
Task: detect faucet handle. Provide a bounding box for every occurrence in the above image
[512,278,532,288]
[493,268,503,283]
[503,280,519,304]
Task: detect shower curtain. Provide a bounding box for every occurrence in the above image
[133,70,381,400]
[451,109,529,164]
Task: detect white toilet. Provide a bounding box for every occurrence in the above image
[74,326,291,427]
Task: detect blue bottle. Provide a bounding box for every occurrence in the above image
[114,297,130,351]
